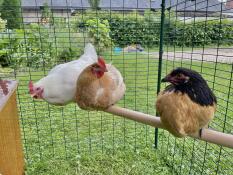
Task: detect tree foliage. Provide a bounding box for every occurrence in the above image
[0,0,22,29]
[86,18,112,52]
[88,0,100,10]
[41,2,53,25]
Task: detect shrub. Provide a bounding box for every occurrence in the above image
[74,10,175,47]
[0,22,83,69]
[169,19,233,46]
[74,10,233,47]
[15,24,55,68]
[85,18,112,52]
[209,19,233,45]
[0,28,21,67]
[0,24,55,68]
[58,48,77,62]
[107,11,159,47]
[0,0,22,29]
[0,15,6,32]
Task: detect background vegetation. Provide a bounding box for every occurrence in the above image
[0,0,22,29]
[0,4,232,174]
[75,10,233,47]
[1,9,233,68]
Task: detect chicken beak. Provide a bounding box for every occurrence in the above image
[161,75,170,82]
[161,78,166,82]
[30,93,36,98]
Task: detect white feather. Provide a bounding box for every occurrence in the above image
[95,88,104,102]
[33,43,98,105]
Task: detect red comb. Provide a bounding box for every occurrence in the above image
[28,81,34,94]
[98,57,106,68]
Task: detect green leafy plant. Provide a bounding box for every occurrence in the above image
[0,24,55,68]
[58,47,76,62]
[0,21,83,69]
[86,18,112,52]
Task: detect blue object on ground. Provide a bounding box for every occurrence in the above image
[114,47,122,54]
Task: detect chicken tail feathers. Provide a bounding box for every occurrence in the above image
[84,43,97,60]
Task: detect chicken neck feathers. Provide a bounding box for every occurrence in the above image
[164,82,216,106]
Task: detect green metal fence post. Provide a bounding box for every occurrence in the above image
[155,0,166,149]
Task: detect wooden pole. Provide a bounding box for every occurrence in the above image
[105,106,233,149]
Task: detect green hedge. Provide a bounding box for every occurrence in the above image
[75,10,233,47]
[75,10,163,47]
[169,19,233,46]
[106,14,160,47]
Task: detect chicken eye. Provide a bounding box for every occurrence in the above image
[177,74,182,78]
[36,87,40,90]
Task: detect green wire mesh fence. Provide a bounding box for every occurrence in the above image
[0,0,233,174]
[160,0,233,174]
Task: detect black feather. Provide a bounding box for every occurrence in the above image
[164,68,217,106]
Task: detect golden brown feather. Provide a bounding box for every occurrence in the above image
[156,91,216,137]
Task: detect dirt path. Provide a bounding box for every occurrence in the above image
[147,48,233,63]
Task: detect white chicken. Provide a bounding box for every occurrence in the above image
[28,43,98,105]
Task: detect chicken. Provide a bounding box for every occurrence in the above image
[28,43,98,105]
[156,67,217,138]
[75,57,126,110]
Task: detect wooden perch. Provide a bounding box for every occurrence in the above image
[105,105,233,149]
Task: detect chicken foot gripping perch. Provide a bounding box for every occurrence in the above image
[75,57,126,110]
[156,67,217,138]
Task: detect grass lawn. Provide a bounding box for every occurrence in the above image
[4,50,233,174]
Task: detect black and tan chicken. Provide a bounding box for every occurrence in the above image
[156,67,217,138]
